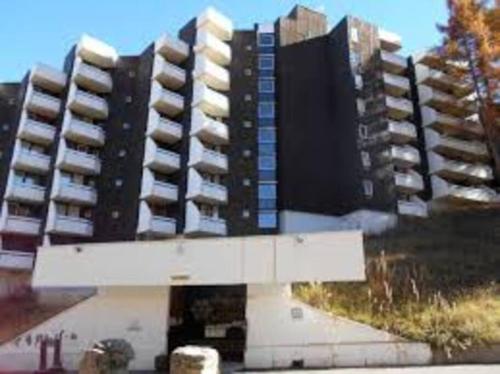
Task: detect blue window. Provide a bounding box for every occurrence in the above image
[259,143,275,156]
[259,78,275,93]
[258,102,275,119]
[258,34,275,47]
[258,128,276,143]
[259,55,275,70]
[259,212,278,229]
[259,69,275,78]
[258,118,275,127]
[259,156,276,170]
[259,199,277,210]
[258,183,277,199]
[259,169,277,181]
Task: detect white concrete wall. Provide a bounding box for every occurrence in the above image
[0,286,169,371]
[245,285,432,369]
[280,210,398,235]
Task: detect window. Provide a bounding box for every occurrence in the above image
[112,211,120,219]
[258,34,275,47]
[246,44,253,51]
[359,125,369,139]
[361,151,371,169]
[259,156,276,170]
[2,124,9,131]
[355,75,363,90]
[123,123,131,130]
[350,50,361,69]
[243,178,251,187]
[115,179,123,187]
[258,78,275,93]
[125,96,133,103]
[363,180,374,198]
[258,55,275,70]
[258,183,277,199]
[258,212,277,229]
[244,94,252,102]
[258,102,275,119]
[243,121,253,128]
[128,70,136,78]
[351,27,359,43]
[243,149,252,158]
[259,198,277,210]
[244,68,252,76]
[357,98,366,115]
[118,149,127,158]
[8,98,15,106]
[259,169,277,181]
[242,209,250,219]
[258,128,276,143]
[259,143,275,156]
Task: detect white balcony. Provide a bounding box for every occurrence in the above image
[150,81,184,117]
[421,106,484,139]
[11,146,51,175]
[413,49,443,69]
[381,51,407,74]
[0,211,41,236]
[398,197,428,218]
[415,64,472,98]
[76,34,118,68]
[143,138,180,173]
[152,54,186,90]
[193,54,230,91]
[383,73,410,97]
[137,201,176,238]
[46,214,93,237]
[418,85,473,117]
[67,87,109,120]
[0,250,34,271]
[17,112,56,146]
[24,86,61,120]
[56,142,101,175]
[146,109,183,144]
[155,34,189,64]
[194,30,232,66]
[190,108,229,145]
[428,151,494,184]
[394,171,424,194]
[51,174,97,206]
[196,7,233,41]
[186,168,228,205]
[385,96,413,120]
[140,169,178,204]
[30,63,67,93]
[184,201,227,237]
[188,137,228,174]
[379,29,402,52]
[387,120,417,143]
[431,175,498,204]
[4,181,45,204]
[389,145,421,167]
[61,113,105,147]
[192,81,229,118]
[73,58,113,93]
[425,129,490,162]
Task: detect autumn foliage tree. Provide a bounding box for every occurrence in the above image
[439,0,500,177]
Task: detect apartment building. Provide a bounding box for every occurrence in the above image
[0,5,498,268]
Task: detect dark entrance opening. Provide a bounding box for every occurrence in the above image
[167,285,247,363]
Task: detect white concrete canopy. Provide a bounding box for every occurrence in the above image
[32,231,365,288]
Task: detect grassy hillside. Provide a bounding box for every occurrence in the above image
[295,208,500,356]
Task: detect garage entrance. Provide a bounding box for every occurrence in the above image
[167,285,247,362]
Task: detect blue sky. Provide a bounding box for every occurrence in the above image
[0,0,448,81]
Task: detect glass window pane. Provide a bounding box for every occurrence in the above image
[259,143,275,156]
[259,55,275,70]
[259,156,276,170]
[258,212,278,228]
[258,102,275,119]
[259,78,275,93]
[259,199,277,210]
[258,34,275,47]
[259,170,277,181]
[258,183,277,199]
[258,128,276,143]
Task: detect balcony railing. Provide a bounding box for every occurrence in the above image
[5,182,45,204]
[18,116,56,146]
[0,214,41,236]
[431,175,498,204]
[425,129,490,161]
[0,250,35,270]
[62,115,105,146]
[415,64,472,98]
[428,151,494,183]
[194,30,232,66]
[137,201,177,237]
[51,181,97,206]
[383,73,410,97]
[30,63,67,93]
[190,108,229,145]
[394,171,424,193]
[381,51,407,74]
[184,201,227,236]
[421,106,484,139]
[76,34,118,68]
[12,148,51,174]
[143,139,181,173]
[153,54,186,90]
[155,34,189,64]
[418,85,473,117]
[146,110,183,144]
[188,137,228,174]
[196,7,234,41]
[57,147,101,175]
[385,95,413,120]
[192,81,230,118]
[389,145,421,167]
[186,168,227,205]
[25,88,61,119]
[379,29,402,52]
[73,59,113,93]
[193,54,230,91]
[68,88,109,120]
[141,180,178,204]
[398,198,428,218]
[387,120,417,143]
[150,81,184,117]
[47,214,93,237]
